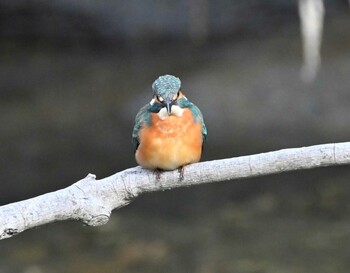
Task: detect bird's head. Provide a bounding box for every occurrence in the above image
[151,75,182,116]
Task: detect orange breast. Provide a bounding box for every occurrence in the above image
[135,108,203,170]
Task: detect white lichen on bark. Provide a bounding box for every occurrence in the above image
[1,142,350,240]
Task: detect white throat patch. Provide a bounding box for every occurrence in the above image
[157,105,184,120]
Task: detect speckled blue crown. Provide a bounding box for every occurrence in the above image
[152,75,181,97]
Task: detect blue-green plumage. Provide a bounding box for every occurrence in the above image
[152,75,181,98]
[177,97,207,139]
[132,75,207,151]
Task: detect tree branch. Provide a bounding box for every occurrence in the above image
[1,142,350,240]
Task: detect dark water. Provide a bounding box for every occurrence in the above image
[1,11,350,273]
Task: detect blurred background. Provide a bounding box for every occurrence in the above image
[1,0,350,272]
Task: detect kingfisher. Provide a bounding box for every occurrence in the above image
[132,75,207,176]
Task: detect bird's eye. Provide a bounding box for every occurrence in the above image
[156,96,164,102]
[173,91,180,100]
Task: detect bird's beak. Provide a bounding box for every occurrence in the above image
[165,97,172,115]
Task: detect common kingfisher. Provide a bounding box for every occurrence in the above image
[132,75,207,175]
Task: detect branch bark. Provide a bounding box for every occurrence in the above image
[1,142,350,240]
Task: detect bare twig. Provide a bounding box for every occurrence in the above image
[1,142,350,240]
[298,0,325,82]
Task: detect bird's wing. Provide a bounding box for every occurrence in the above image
[190,102,207,141]
[132,103,150,151]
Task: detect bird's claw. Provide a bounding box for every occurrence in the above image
[178,166,185,181]
[154,168,162,181]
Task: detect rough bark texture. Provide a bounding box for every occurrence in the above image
[1,142,350,240]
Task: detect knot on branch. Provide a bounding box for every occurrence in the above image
[71,174,112,226]
[82,214,110,226]
[0,228,19,239]
[77,199,112,226]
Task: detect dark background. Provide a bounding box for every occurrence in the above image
[1,1,350,272]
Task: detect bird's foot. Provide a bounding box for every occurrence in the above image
[154,168,162,181]
[178,166,185,181]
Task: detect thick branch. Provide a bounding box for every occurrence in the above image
[1,142,350,240]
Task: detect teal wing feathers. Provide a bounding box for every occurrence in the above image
[189,102,207,140]
[132,103,150,151]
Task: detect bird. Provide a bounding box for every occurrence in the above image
[132,75,207,178]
